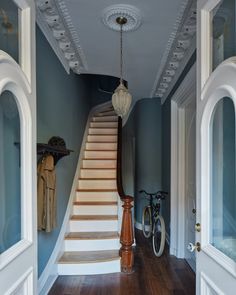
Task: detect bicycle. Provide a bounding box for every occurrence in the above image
[139,190,168,257]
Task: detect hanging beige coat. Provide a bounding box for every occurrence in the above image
[37,154,56,232]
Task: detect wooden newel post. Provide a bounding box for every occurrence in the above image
[120,195,134,273]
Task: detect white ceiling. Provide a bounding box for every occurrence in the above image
[62,0,184,101]
[37,0,196,104]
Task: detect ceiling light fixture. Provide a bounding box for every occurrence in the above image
[112,16,132,118]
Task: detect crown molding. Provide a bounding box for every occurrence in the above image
[36,0,88,74]
[150,0,196,104]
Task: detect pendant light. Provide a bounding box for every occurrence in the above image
[112,17,132,118]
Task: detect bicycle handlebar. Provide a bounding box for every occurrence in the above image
[139,190,168,199]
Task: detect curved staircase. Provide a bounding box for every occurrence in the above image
[57,107,121,275]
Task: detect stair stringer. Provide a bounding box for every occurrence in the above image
[38,100,114,295]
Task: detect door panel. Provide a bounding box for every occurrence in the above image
[197,1,236,293]
[211,97,236,262]
[0,0,36,294]
[212,0,236,70]
[185,97,196,271]
[196,58,236,295]
[0,91,21,254]
[0,0,20,63]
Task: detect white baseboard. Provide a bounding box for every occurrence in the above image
[135,221,142,231]
[38,101,112,294]
[39,275,58,295]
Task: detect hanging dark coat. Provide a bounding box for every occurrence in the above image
[37,154,56,232]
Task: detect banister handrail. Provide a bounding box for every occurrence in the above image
[117,116,134,273]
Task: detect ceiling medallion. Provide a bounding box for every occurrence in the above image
[102,4,142,32]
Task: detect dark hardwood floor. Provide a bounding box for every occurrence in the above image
[49,230,195,295]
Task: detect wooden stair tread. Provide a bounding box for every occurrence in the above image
[71,215,118,221]
[58,250,120,264]
[81,168,116,170]
[83,158,117,160]
[65,231,119,240]
[86,142,118,144]
[90,123,118,125]
[85,150,117,152]
[79,178,116,180]
[73,201,117,205]
[94,115,117,118]
[93,111,117,118]
[89,134,117,136]
[89,127,117,129]
[77,189,117,192]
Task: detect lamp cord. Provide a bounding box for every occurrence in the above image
[120,24,123,84]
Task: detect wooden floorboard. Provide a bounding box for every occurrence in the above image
[49,229,195,295]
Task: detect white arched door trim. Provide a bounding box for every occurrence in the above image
[196,58,236,294]
[0,1,36,293]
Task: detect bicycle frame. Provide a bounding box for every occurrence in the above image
[146,195,161,233]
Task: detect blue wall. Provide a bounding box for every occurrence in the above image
[123,98,162,223]
[135,99,162,222]
[36,27,91,276]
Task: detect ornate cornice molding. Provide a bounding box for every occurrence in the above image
[36,0,88,74]
[150,0,196,104]
[102,4,142,32]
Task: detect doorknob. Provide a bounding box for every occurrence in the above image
[195,223,201,232]
[187,242,201,252]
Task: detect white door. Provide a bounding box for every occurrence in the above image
[0,0,37,294]
[197,1,236,294]
[184,97,196,271]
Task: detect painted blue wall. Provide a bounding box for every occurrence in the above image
[123,98,162,224]
[135,99,162,222]
[36,26,91,276]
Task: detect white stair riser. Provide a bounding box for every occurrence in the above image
[90,122,118,128]
[69,220,118,232]
[64,239,120,251]
[80,169,116,179]
[58,259,120,275]
[84,150,117,159]
[82,159,116,169]
[76,191,118,202]
[92,116,118,122]
[73,205,117,215]
[89,128,117,135]
[86,142,117,151]
[78,179,116,190]
[87,135,117,142]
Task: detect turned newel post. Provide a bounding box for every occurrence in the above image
[120,196,134,273]
[117,116,134,273]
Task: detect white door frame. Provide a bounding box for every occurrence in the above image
[0,0,37,294]
[170,63,196,258]
[196,0,236,293]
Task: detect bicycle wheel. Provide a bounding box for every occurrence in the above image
[152,215,165,257]
[142,206,152,238]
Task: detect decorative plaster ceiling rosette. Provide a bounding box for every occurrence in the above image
[102,4,142,32]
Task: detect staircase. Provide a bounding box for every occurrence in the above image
[57,107,121,275]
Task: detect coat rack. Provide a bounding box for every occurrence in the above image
[15,136,73,165]
[37,136,73,165]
